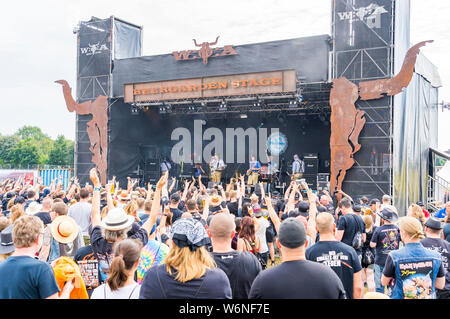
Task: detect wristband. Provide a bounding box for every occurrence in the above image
[93,187,101,192]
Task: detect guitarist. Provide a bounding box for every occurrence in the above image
[247,155,262,192]
[291,154,305,181]
[210,154,225,183]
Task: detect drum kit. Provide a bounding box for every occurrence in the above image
[260,165,280,183]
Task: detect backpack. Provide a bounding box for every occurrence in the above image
[362,249,375,266]
[350,214,363,250]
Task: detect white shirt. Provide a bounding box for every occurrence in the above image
[256,217,270,253]
[91,283,141,299]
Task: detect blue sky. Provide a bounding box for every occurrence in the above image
[0,0,449,151]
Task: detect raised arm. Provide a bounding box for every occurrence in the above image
[141,173,167,236]
[89,168,101,228]
[105,183,115,211]
[305,184,318,242]
[264,194,280,234]
[168,177,176,194]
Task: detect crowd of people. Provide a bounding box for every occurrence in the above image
[0,170,449,299]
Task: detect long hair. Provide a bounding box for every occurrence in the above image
[239,216,256,243]
[165,245,216,283]
[410,204,426,224]
[106,239,142,291]
[241,202,251,218]
[445,213,450,224]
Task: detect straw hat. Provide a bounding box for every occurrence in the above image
[25,202,42,215]
[51,216,79,244]
[118,191,130,201]
[100,207,134,231]
[210,195,222,207]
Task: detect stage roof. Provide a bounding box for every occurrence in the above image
[112,34,331,98]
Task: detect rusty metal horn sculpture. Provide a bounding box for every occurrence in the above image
[55,80,109,185]
[329,41,432,197]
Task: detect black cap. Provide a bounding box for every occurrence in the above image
[298,201,309,213]
[416,201,424,207]
[370,199,380,205]
[353,205,362,213]
[424,217,443,230]
[278,217,307,249]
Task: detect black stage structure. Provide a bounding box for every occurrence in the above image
[71,0,440,213]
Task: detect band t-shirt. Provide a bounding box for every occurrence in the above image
[139,264,232,299]
[74,245,100,297]
[337,213,366,254]
[306,241,362,299]
[370,224,401,266]
[248,260,346,299]
[0,256,60,299]
[421,237,450,292]
[212,251,262,299]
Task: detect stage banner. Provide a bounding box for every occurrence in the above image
[113,19,142,60]
[333,0,394,80]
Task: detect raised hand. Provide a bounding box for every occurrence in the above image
[156,173,168,190]
[89,168,100,187]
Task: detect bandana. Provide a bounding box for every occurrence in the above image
[170,218,211,251]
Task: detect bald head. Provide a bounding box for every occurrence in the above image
[41,197,53,211]
[316,213,335,234]
[209,213,235,239]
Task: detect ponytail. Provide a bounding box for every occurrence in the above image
[107,256,128,291]
[106,239,143,291]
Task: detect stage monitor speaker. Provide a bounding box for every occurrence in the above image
[317,181,330,192]
[317,173,330,182]
[303,154,318,175]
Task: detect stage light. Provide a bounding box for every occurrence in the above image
[240,114,248,119]
[289,100,298,108]
[131,104,140,115]
[219,100,227,111]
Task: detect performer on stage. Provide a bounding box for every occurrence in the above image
[160,158,172,176]
[192,163,206,179]
[266,154,278,193]
[210,154,225,183]
[247,155,261,190]
[291,154,305,181]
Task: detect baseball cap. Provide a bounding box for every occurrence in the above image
[278,217,307,249]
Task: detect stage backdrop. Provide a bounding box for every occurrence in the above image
[108,98,330,187]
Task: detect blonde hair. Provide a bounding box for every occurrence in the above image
[100,206,109,220]
[12,215,43,248]
[398,216,425,240]
[165,245,216,283]
[10,205,25,223]
[410,204,425,224]
[124,201,137,216]
[363,215,373,231]
[7,197,15,210]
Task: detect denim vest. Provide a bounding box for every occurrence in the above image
[389,242,442,299]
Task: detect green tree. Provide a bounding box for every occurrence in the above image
[0,134,20,165]
[48,135,74,166]
[14,126,53,165]
[8,138,40,167]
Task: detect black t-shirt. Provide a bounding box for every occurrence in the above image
[337,213,366,253]
[139,264,232,299]
[370,224,401,266]
[306,241,362,299]
[34,212,52,225]
[212,251,262,299]
[227,201,239,216]
[248,260,346,299]
[421,237,450,291]
[73,245,99,297]
[170,207,184,223]
[90,223,148,284]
